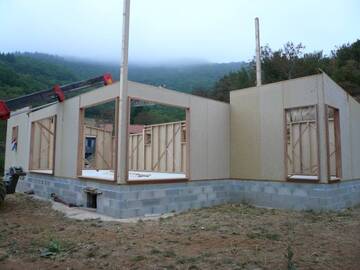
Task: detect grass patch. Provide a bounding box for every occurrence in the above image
[162,250,176,258]
[40,239,62,258]
[246,227,281,241]
[130,255,146,262]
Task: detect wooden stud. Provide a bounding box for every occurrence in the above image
[334,108,342,179]
[299,123,303,172]
[186,108,191,180]
[77,108,85,177]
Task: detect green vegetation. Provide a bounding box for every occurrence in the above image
[0,52,245,100]
[200,40,360,102]
[0,53,77,100]
[131,104,185,125]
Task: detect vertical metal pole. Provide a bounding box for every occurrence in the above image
[255,17,262,87]
[117,0,131,184]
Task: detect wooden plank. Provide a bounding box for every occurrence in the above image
[29,122,35,170]
[172,123,175,172]
[38,123,42,168]
[114,97,120,181]
[77,109,85,176]
[165,124,168,171]
[299,124,303,172]
[334,108,342,178]
[325,105,331,182]
[51,116,57,174]
[152,124,182,171]
[185,108,191,179]
[35,120,54,136]
[308,122,312,175]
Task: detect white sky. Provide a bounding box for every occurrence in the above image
[0,0,359,64]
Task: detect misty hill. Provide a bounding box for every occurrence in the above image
[0,52,246,100]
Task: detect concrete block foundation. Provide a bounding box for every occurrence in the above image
[16,173,360,219]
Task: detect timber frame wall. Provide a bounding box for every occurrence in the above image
[4,81,230,184]
[230,73,360,183]
[325,106,342,181]
[29,115,56,174]
[84,125,116,170]
[285,105,320,180]
[4,73,359,185]
[128,121,187,174]
[77,98,119,181]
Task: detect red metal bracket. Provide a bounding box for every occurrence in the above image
[53,85,65,102]
[103,73,113,85]
[0,100,10,120]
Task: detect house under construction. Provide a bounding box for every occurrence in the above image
[3,71,360,218]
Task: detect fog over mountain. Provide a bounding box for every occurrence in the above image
[1,0,359,64]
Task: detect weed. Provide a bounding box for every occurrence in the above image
[86,247,97,258]
[150,248,161,255]
[163,250,176,258]
[131,255,146,262]
[0,252,8,262]
[285,221,297,270]
[40,239,62,258]
[285,244,296,270]
[265,233,280,241]
[246,227,280,241]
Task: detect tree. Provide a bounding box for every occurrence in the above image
[210,40,360,102]
[326,40,360,97]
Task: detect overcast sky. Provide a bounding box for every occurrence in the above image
[0,0,359,64]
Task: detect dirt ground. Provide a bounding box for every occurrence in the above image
[0,194,359,270]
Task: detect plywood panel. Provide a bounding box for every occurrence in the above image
[350,98,360,179]
[189,97,208,180]
[283,75,320,108]
[230,75,324,181]
[259,84,285,180]
[230,88,261,179]
[58,97,80,178]
[207,100,230,179]
[4,112,31,172]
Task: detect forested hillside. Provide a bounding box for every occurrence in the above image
[0,52,245,100]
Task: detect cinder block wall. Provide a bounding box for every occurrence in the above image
[17,174,360,219]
